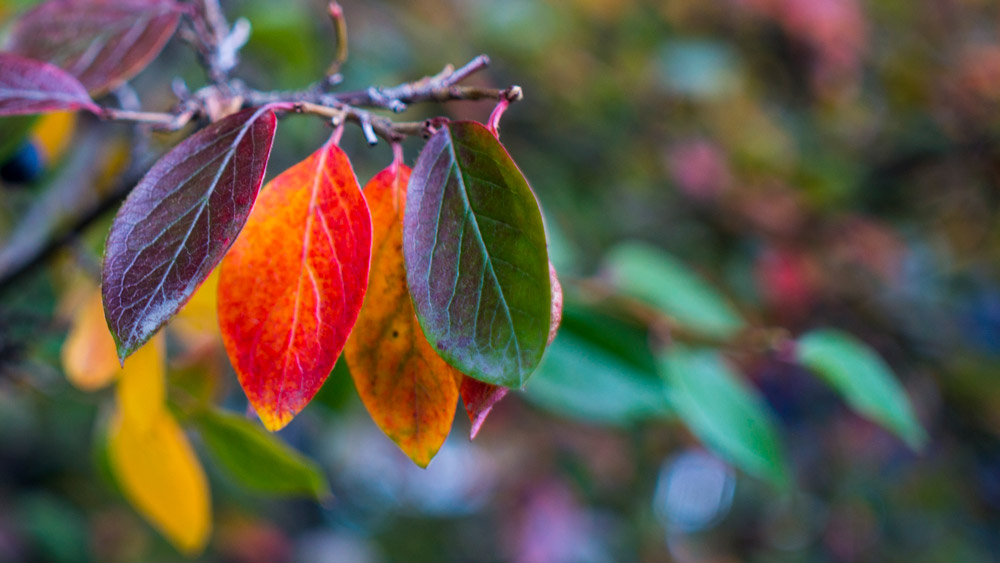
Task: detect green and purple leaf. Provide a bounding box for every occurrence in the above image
[0,53,98,116]
[102,107,277,362]
[403,121,550,388]
[6,0,184,94]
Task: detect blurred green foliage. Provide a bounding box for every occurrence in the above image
[2,0,1000,561]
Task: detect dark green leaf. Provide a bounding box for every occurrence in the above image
[796,329,926,449]
[192,407,329,500]
[404,120,550,388]
[605,242,745,339]
[661,346,787,486]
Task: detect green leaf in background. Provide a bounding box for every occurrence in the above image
[525,299,670,425]
[192,407,329,500]
[604,242,745,339]
[0,114,38,163]
[528,332,671,425]
[796,329,926,449]
[661,346,787,486]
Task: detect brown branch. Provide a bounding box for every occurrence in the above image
[0,0,525,292]
[94,54,520,145]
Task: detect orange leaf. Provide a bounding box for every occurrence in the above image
[61,287,119,391]
[345,163,459,467]
[218,137,372,431]
[108,408,211,555]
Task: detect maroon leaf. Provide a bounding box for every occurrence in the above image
[0,53,98,116]
[6,0,184,94]
[102,107,277,362]
[460,377,509,439]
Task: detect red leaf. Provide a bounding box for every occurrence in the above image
[102,107,277,361]
[6,0,183,94]
[460,377,509,440]
[0,53,98,116]
[218,136,372,431]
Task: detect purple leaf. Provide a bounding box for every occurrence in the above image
[0,53,98,116]
[403,121,551,388]
[6,0,184,94]
[102,107,277,361]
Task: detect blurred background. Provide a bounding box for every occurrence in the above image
[2,0,1000,561]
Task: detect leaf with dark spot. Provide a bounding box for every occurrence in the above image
[344,162,459,466]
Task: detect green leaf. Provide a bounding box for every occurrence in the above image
[796,329,926,449]
[525,299,670,424]
[403,120,551,388]
[604,242,745,339]
[192,407,329,500]
[661,346,787,486]
[527,330,671,425]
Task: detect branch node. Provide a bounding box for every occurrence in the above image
[359,114,378,146]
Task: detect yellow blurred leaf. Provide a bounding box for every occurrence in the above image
[108,408,211,555]
[60,288,119,391]
[33,111,76,164]
[116,333,166,434]
[170,269,221,351]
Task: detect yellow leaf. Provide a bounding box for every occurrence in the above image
[116,333,166,434]
[171,269,221,351]
[108,408,212,555]
[33,111,75,164]
[60,288,119,391]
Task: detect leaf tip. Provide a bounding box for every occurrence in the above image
[901,425,929,452]
[115,342,132,367]
[316,490,335,508]
[409,453,433,469]
[257,408,294,432]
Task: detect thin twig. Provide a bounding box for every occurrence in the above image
[326,2,348,76]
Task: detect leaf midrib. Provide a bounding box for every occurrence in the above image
[443,128,525,382]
